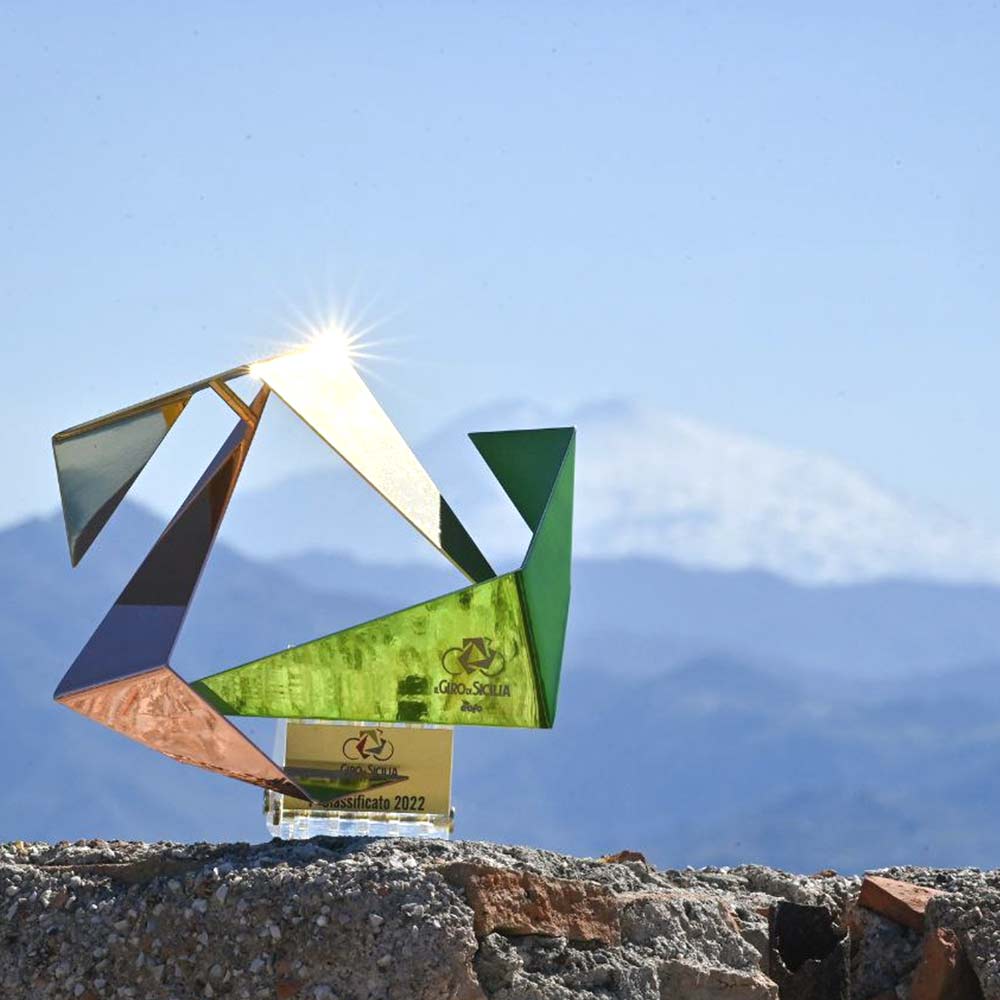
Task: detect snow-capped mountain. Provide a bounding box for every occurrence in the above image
[221,397,1000,585]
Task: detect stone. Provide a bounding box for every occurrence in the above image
[860,876,941,932]
[3,838,1000,1000]
[848,904,922,999]
[926,889,998,999]
[911,927,984,1000]
[439,862,620,947]
[658,958,777,999]
[769,901,850,1000]
[622,891,777,999]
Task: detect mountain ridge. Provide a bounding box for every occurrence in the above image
[5,503,1000,871]
[218,395,1000,586]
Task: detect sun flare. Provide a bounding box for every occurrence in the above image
[249,310,376,381]
[300,321,361,369]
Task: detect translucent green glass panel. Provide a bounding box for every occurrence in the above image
[53,396,189,565]
[193,573,542,727]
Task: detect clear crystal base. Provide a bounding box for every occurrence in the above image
[264,791,454,839]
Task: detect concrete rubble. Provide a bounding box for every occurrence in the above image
[0,838,996,999]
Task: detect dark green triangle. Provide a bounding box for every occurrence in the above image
[470,427,575,725]
[469,428,575,531]
[520,433,574,724]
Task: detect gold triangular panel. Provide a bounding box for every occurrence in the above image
[253,349,494,582]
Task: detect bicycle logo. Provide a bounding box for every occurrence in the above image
[342,727,395,761]
[441,637,506,679]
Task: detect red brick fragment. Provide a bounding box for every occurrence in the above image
[859,875,940,931]
[439,862,620,947]
[600,850,647,865]
[911,928,982,1000]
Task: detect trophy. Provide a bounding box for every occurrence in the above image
[50,333,575,837]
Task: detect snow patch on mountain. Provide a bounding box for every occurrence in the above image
[222,397,1000,585]
[568,400,1000,584]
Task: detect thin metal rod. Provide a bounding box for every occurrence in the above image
[52,365,249,442]
[51,347,296,443]
[210,379,256,424]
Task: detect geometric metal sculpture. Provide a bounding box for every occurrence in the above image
[52,339,575,804]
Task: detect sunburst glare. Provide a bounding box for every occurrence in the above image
[249,298,398,383]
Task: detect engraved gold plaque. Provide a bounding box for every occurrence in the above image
[271,722,454,834]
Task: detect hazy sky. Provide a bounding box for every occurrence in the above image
[3,3,999,530]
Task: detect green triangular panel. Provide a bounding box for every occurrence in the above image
[520,431,575,725]
[54,397,190,566]
[192,573,542,728]
[470,428,576,531]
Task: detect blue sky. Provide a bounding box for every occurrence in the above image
[2,3,999,530]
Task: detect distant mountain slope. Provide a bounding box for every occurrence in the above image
[0,504,391,845]
[5,505,1000,871]
[224,396,1000,585]
[453,654,1000,871]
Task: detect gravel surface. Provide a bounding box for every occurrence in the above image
[0,838,995,999]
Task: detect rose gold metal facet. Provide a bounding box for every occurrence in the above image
[58,667,307,799]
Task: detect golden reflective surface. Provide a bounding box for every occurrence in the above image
[253,348,457,571]
[209,379,255,423]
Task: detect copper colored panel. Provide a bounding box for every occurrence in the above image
[58,666,307,800]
